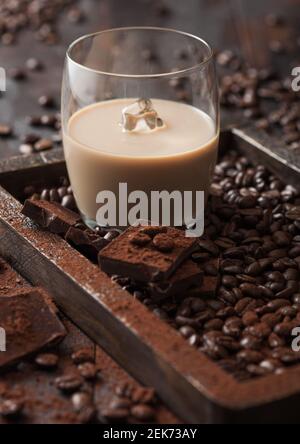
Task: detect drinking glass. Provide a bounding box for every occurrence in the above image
[62,27,219,230]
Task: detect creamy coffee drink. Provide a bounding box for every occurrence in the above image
[63,98,219,227]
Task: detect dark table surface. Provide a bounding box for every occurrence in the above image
[0,0,299,160]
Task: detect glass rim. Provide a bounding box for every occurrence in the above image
[66,26,214,79]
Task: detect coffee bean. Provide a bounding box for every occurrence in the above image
[235,298,255,315]
[273,231,291,247]
[102,407,129,421]
[38,95,55,108]
[247,364,270,376]
[242,310,258,326]
[0,124,13,137]
[61,195,76,210]
[0,399,24,417]
[34,138,53,151]
[274,322,294,337]
[237,350,264,364]
[78,362,97,380]
[240,283,260,298]
[248,322,271,339]
[130,233,151,247]
[35,353,58,369]
[153,234,174,253]
[55,374,83,393]
[131,404,155,421]
[19,144,33,155]
[71,348,94,364]
[240,335,262,350]
[26,58,43,71]
[198,239,219,256]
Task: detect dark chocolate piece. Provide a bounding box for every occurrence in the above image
[22,199,80,235]
[65,227,109,261]
[99,225,198,282]
[149,259,203,301]
[0,289,66,369]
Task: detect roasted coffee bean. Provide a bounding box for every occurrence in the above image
[35,353,58,369]
[40,189,50,201]
[279,350,300,364]
[102,407,129,421]
[188,334,201,347]
[130,232,151,247]
[49,189,60,202]
[273,231,291,247]
[179,325,195,339]
[237,350,264,364]
[34,138,53,151]
[274,322,295,337]
[9,67,26,80]
[240,335,262,350]
[216,335,241,351]
[284,268,299,280]
[71,348,94,364]
[152,234,174,253]
[19,144,33,155]
[0,124,13,137]
[216,307,235,319]
[204,318,224,331]
[260,358,281,372]
[261,313,282,328]
[38,95,55,108]
[55,374,83,393]
[189,298,207,313]
[131,404,155,421]
[240,283,260,298]
[248,322,271,339]
[26,58,43,71]
[198,239,219,256]
[0,399,24,417]
[72,392,93,412]
[78,362,97,380]
[242,310,258,326]
[235,298,255,315]
[222,275,238,288]
[61,195,76,210]
[246,262,262,276]
[223,317,242,338]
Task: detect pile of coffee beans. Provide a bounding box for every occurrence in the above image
[218,52,300,150]
[113,151,300,381]
[23,176,76,210]
[102,384,157,423]
[0,0,82,46]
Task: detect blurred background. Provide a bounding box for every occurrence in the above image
[0,0,299,160]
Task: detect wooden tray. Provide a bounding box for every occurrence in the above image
[0,130,300,424]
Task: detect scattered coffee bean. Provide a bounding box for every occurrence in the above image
[35,353,59,369]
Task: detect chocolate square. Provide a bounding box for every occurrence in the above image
[99,225,198,282]
[0,289,66,369]
[22,199,81,235]
[149,259,203,301]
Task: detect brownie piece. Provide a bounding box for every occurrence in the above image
[0,289,66,369]
[22,199,80,235]
[99,225,198,282]
[149,259,203,301]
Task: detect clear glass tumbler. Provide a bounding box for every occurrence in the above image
[62,27,219,231]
